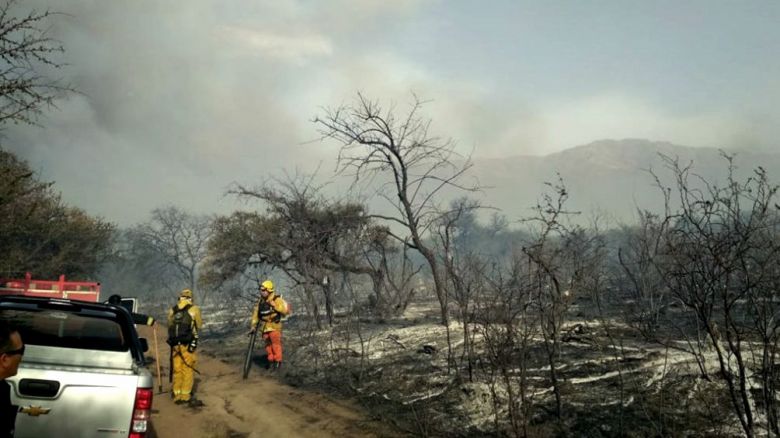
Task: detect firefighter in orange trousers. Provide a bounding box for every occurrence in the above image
[167,288,202,404]
[249,280,290,370]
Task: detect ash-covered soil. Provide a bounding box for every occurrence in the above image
[138,324,406,438]
[143,300,757,437]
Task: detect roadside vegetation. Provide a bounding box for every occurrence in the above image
[3,1,780,436]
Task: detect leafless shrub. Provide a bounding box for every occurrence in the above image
[474,255,537,437]
[618,153,780,436]
[0,0,74,127]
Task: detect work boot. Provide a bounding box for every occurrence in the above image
[188,398,205,408]
[273,361,282,370]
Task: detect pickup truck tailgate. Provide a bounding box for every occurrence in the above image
[10,367,146,438]
[0,297,154,438]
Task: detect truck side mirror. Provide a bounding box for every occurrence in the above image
[139,338,149,353]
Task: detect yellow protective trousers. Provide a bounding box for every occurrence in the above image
[172,345,197,401]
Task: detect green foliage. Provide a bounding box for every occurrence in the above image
[203,196,382,287]
[202,211,274,288]
[0,150,114,278]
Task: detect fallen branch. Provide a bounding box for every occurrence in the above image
[402,388,448,405]
[385,334,406,349]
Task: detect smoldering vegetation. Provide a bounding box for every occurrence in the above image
[7,96,780,436]
[3,4,780,437]
[164,152,780,437]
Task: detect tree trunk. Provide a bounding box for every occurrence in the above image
[422,250,448,325]
[323,283,334,326]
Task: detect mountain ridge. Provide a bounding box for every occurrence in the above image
[468,139,780,225]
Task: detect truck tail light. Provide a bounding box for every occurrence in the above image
[128,387,153,438]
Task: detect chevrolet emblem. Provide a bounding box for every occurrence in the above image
[20,405,51,417]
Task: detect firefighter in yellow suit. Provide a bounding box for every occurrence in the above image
[250,280,289,370]
[167,288,202,404]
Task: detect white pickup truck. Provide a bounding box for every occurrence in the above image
[0,295,154,438]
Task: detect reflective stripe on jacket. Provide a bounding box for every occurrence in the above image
[251,292,287,333]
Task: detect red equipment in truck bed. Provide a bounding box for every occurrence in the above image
[0,272,100,302]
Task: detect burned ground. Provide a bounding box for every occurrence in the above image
[174,297,759,438]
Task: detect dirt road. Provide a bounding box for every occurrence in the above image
[141,326,401,438]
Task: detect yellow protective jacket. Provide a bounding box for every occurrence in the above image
[251,292,288,333]
[167,298,203,338]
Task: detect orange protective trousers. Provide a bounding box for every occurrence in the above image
[263,330,282,362]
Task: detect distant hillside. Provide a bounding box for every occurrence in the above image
[470,139,780,225]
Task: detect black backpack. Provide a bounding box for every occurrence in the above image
[168,304,194,345]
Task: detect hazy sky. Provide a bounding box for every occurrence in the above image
[4,0,780,226]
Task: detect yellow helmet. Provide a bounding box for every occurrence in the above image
[180,289,193,299]
[260,280,274,293]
